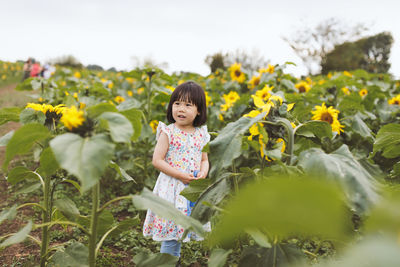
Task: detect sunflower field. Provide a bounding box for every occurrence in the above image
[1,58,400,267]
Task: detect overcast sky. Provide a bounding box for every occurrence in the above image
[1,0,399,78]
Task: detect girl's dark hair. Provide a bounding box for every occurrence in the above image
[167,81,207,127]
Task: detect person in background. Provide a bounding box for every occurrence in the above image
[22,58,32,81]
[30,59,41,77]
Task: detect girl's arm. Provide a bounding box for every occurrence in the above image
[152,131,196,184]
[196,152,209,179]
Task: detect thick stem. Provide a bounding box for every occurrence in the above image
[89,183,100,267]
[264,118,294,165]
[40,176,51,267]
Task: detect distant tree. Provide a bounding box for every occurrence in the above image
[204,52,226,73]
[107,67,117,72]
[205,48,269,73]
[282,18,369,74]
[321,32,393,74]
[87,64,104,71]
[49,55,83,69]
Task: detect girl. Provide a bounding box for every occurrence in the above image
[143,81,211,258]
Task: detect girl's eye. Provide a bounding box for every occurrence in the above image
[186,103,192,107]
[174,102,180,105]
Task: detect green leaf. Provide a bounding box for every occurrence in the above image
[37,147,59,178]
[119,108,143,141]
[298,145,379,214]
[245,229,272,248]
[239,243,305,267]
[0,205,17,225]
[86,103,118,118]
[49,241,89,267]
[117,98,141,110]
[6,166,38,185]
[99,112,133,143]
[208,248,232,267]
[2,123,50,170]
[0,107,21,126]
[109,161,136,183]
[132,188,204,236]
[19,108,46,125]
[133,251,178,267]
[211,176,351,246]
[54,198,80,220]
[0,130,15,146]
[15,182,41,195]
[15,77,35,91]
[91,82,110,96]
[373,124,400,158]
[108,216,141,237]
[0,221,32,248]
[191,175,231,224]
[209,113,265,178]
[345,112,373,140]
[180,179,212,202]
[295,121,332,139]
[50,133,115,192]
[97,210,115,237]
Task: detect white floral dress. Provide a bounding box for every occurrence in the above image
[143,122,211,242]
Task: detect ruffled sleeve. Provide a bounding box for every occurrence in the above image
[200,125,211,147]
[156,121,171,141]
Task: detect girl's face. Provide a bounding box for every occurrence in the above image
[172,99,199,128]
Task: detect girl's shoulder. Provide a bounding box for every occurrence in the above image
[156,121,173,140]
[196,124,210,145]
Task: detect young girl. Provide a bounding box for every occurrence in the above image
[143,81,210,258]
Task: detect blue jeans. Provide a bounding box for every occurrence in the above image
[160,240,181,257]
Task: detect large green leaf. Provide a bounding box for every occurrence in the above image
[208,248,232,267]
[109,161,136,182]
[50,133,115,192]
[298,145,379,214]
[6,166,39,185]
[119,108,143,141]
[180,178,212,202]
[0,204,17,225]
[0,130,15,146]
[295,120,332,139]
[209,113,265,178]
[0,221,32,248]
[238,243,305,267]
[190,175,231,224]
[86,103,118,118]
[0,107,21,126]
[133,251,177,267]
[37,147,59,178]
[14,77,35,91]
[2,123,50,170]
[132,188,204,236]
[19,108,46,125]
[99,112,133,143]
[54,198,81,220]
[373,124,400,159]
[344,112,374,140]
[211,176,351,246]
[49,241,89,267]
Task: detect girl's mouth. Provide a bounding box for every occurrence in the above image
[177,115,186,119]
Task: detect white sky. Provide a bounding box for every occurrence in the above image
[1,0,399,78]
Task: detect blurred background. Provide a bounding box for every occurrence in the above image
[0,0,399,77]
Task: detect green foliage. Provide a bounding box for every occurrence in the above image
[322,32,393,74]
[373,123,400,159]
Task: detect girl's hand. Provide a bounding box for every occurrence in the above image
[179,173,196,184]
[196,171,207,179]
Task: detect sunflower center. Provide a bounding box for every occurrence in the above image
[298,86,306,93]
[395,100,400,105]
[320,112,334,124]
[254,78,260,86]
[235,70,242,77]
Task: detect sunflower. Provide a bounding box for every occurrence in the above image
[295,81,311,93]
[388,94,400,105]
[149,120,158,133]
[60,106,85,130]
[259,64,275,74]
[311,103,344,134]
[114,96,125,104]
[343,71,353,77]
[341,87,350,95]
[359,88,368,97]
[220,91,240,112]
[74,72,81,79]
[248,75,261,89]
[255,85,273,100]
[229,63,246,83]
